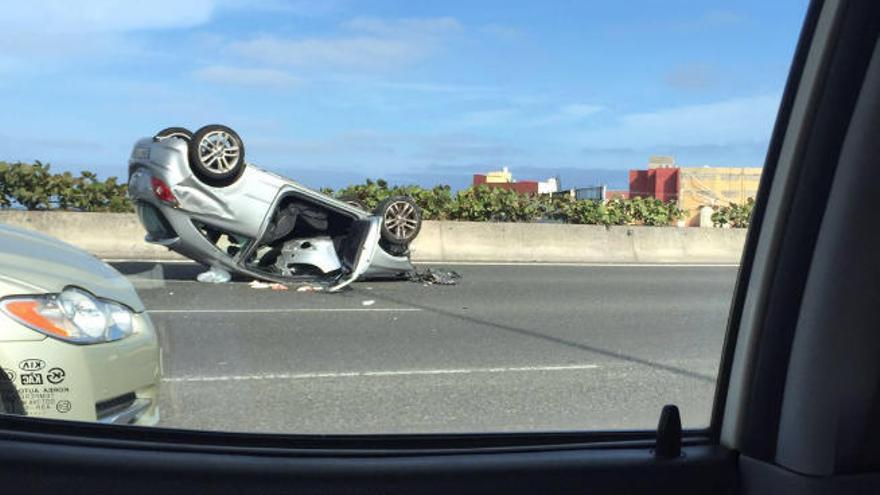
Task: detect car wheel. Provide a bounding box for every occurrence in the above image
[375,196,422,245]
[188,124,246,187]
[154,127,193,142]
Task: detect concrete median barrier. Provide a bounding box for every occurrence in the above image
[0,212,746,263]
[409,221,745,263]
[0,211,183,260]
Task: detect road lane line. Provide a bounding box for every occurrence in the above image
[148,308,422,314]
[418,261,740,267]
[108,258,738,268]
[162,364,600,383]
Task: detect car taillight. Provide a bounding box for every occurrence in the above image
[150,177,177,205]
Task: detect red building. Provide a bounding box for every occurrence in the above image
[473,174,539,194]
[628,168,679,201]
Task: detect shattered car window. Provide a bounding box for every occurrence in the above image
[0,1,807,433]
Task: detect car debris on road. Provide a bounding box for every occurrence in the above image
[196,266,231,284]
[296,285,325,292]
[408,268,462,286]
[249,280,290,291]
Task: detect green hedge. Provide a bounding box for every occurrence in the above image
[0,162,694,226]
[329,178,685,226]
[711,198,754,228]
[0,161,132,212]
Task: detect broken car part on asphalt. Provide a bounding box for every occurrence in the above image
[196,266,231,284]
[408,268,462,286]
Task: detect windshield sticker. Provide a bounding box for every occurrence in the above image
[20,373,43,385]
[17,385,72,415]
[46,368,66,385]
[55,400,72,413]
[18,359,45,372]
[10,362,73,415]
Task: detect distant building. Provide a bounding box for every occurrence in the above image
[484,166,513,184]
[538,177,560,194]
[678,167,761,225]
[555,185,606,201]
[627,157,762,226]
[647,155,677,169]
[473,167,560,195]
[629,168,680,202]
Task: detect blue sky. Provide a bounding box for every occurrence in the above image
[0,0,808,190]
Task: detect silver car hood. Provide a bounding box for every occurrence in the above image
[0,224,144,312]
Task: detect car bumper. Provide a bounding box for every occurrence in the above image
[0,313,160,426]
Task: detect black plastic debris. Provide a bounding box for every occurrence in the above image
[408,268,461,286]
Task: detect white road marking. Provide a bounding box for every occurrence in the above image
[418,261,740,267]
[162,364,600,383]
[105,258,192,263]
[106,258,738,268]
[148,308,421,314]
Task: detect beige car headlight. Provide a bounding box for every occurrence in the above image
[0,287,135,344]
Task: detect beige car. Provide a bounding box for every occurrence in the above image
[0,224,159,425]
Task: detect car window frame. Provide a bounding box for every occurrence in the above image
[0,0,825,458]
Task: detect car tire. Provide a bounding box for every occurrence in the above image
[154,127,193,142]
[375,196,422,245]
[188,124,246,187]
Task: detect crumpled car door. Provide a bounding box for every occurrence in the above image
[327,217,381,292]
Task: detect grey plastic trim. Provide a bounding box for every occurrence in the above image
[775,34,880,476]
[721,0,843,448]
[97,399,152,425]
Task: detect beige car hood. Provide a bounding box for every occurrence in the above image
[0,224,144,312]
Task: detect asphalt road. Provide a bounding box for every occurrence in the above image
[119,262,738,434]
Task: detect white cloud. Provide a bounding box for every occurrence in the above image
[230,35,427,70]
[665,64,715,89]
[230,16,462,71]
[0,133,103,152]
[342,17,462,36]
[216,0,343,17]
[456,103,603,128]
[660,9,746,32]
[363,80,499,95]
[0,0,218,67]
[248,130,396,155]
[481,23,524,41]
[192,66,302,87]
[560,103,603,118]
[2,0,216,33]
[530,103,603,126]
[413,133,524,161]
[459,109,519,127]
[580,95,780,148]
[2,0,342,37]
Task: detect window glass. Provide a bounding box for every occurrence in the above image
[0,0,808,433]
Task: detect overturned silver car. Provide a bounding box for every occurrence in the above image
[127,125,422,290]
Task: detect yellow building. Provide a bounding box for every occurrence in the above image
[485,166,513,183]
[678,167,762,226]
